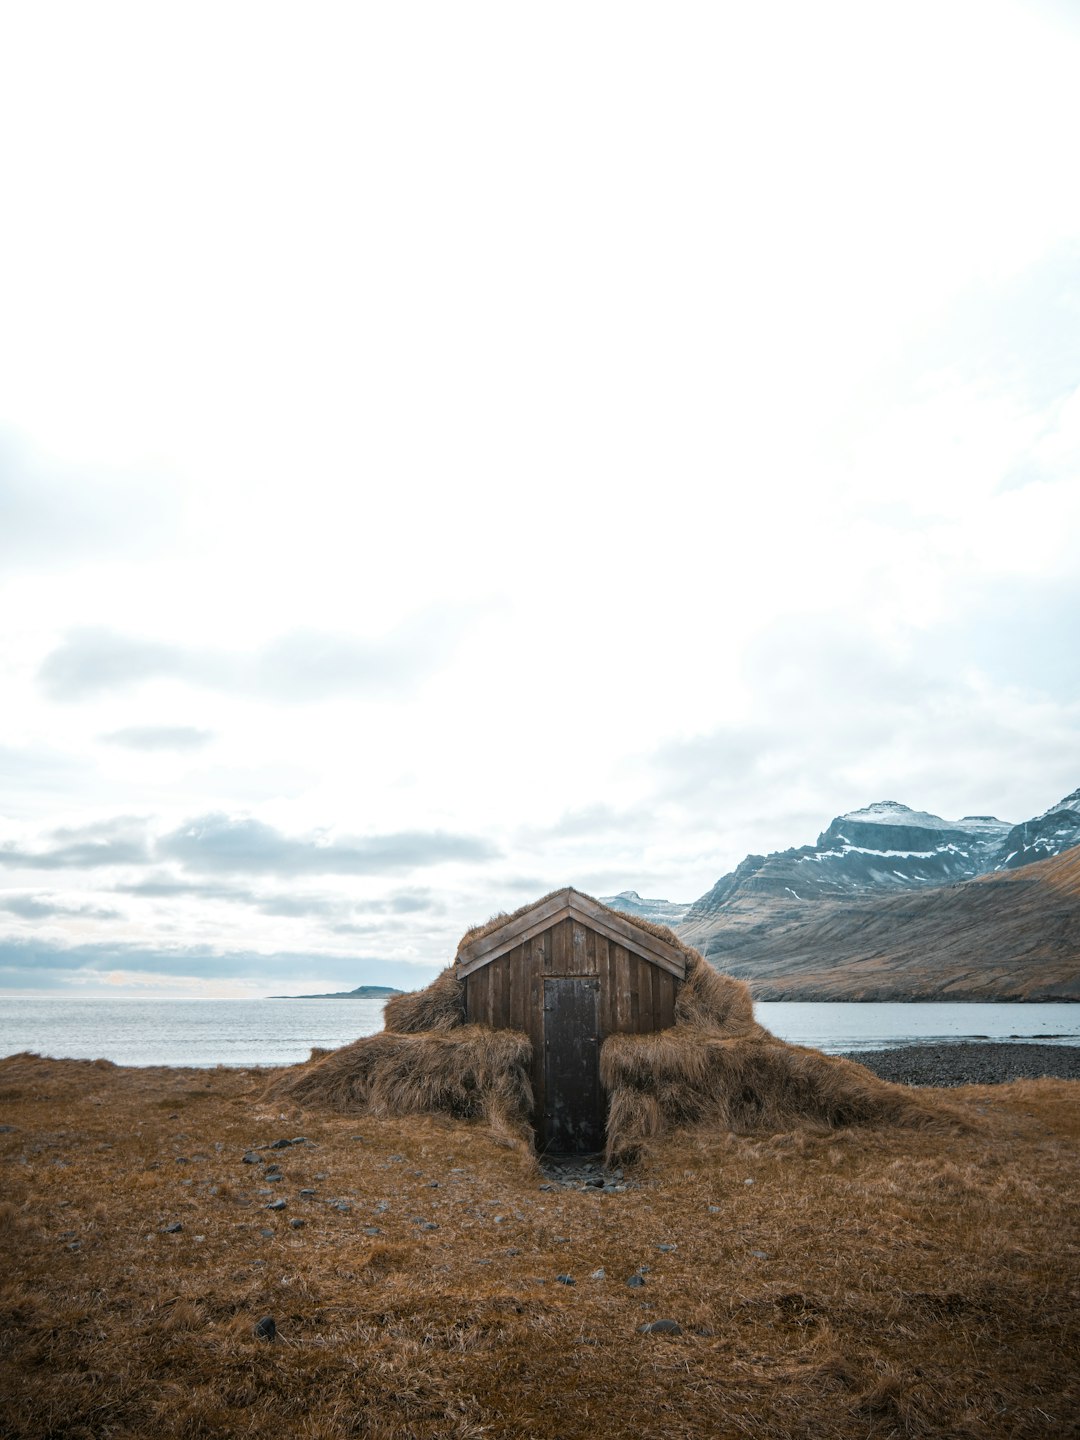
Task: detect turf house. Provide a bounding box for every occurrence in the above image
[270,888,956,1158]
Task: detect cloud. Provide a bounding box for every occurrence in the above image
[0,817,151,870]
[255,894,350,919]
[254,888,441,920]
[0,894,123,920]
[0,433,175,569]
[0,936,438,992]
[39,613,472,703]
[649,615,1080,863]
[101,726,215,751]
[0,813,497,883]
[112,874,248,901]
[156,813,499,876]
[0,744,90,802]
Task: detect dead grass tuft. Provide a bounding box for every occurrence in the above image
[264,1027,534,1148]
[601,1028,964,1163]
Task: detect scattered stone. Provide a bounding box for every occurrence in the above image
[289,1218,305,1230]
[174,1156,189,1164]
[590,1268,606,1280]
[640,1319,683,1336]
[266,1199,287,1212]
[428,1181,439,1188]
[254,1315,276,1342]
[707,1205,721,1214]
[507,1248,521,1256]
[744,1178,755,1186]
[420,1222,439,1231]
[259,1228,274,1238]
[299,1188,316,1197]
[0,1125,17,1133]
[657,1244,677,1253]
[626,1274,646,1288]
[363,1227,382,1237]
[841,1041,1080,1088]
[314,1172,328,1180]
[750,1250,769,1259]
[269,1139,293,1150]
[162,1222,183,1234]
[556,1274,576,1286]
[388,1154,404,1163]
[586,1177,604,1187]
[242,1152,261,1165]
[66,1240,81,1251]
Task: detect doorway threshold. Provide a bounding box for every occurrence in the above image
[538,1153,631,1192]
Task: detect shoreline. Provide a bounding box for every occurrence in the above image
[839,1040,1080,1087]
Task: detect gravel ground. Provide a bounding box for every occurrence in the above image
[838,1041,1080,1087]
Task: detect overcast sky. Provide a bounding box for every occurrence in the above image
[2,1,1078,998]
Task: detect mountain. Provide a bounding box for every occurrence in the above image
[269,984,404,1000]
[687,844,1080,1001]
[675,787,1080,999]
[995,788,1080,870]
[679,801,1013,946]
[600,890,690,926]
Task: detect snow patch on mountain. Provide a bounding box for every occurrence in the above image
[837,801,950,829]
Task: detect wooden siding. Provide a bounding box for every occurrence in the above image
[462,915,679,1150]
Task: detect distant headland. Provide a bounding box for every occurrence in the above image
[268,984,404,1000]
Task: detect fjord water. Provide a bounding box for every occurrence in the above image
[0,997,1077,1068]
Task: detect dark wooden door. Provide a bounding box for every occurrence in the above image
[541,977,603,1154]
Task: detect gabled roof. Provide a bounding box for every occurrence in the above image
[455,887,688,980]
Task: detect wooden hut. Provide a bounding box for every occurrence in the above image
[456,887,688,1154]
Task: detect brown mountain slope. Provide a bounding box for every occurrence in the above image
[686,846,1080,1001]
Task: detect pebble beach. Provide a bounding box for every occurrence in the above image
[840,1040,1080,1087]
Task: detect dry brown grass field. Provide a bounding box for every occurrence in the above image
[1,1052,1077,1439]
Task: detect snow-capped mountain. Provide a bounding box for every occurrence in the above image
[674,787,1080,997]
[679,801,1014,940]
[994,789,1080,870]
[600,890,690,927]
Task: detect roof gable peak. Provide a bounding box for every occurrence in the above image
[456,887,687,979]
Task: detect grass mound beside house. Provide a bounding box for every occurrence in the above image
[268,893,963,1157]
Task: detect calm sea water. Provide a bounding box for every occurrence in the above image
[0,997,1077,1067]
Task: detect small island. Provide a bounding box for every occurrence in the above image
[269,984,404,999]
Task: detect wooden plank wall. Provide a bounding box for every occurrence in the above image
[462,916,679,1137]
